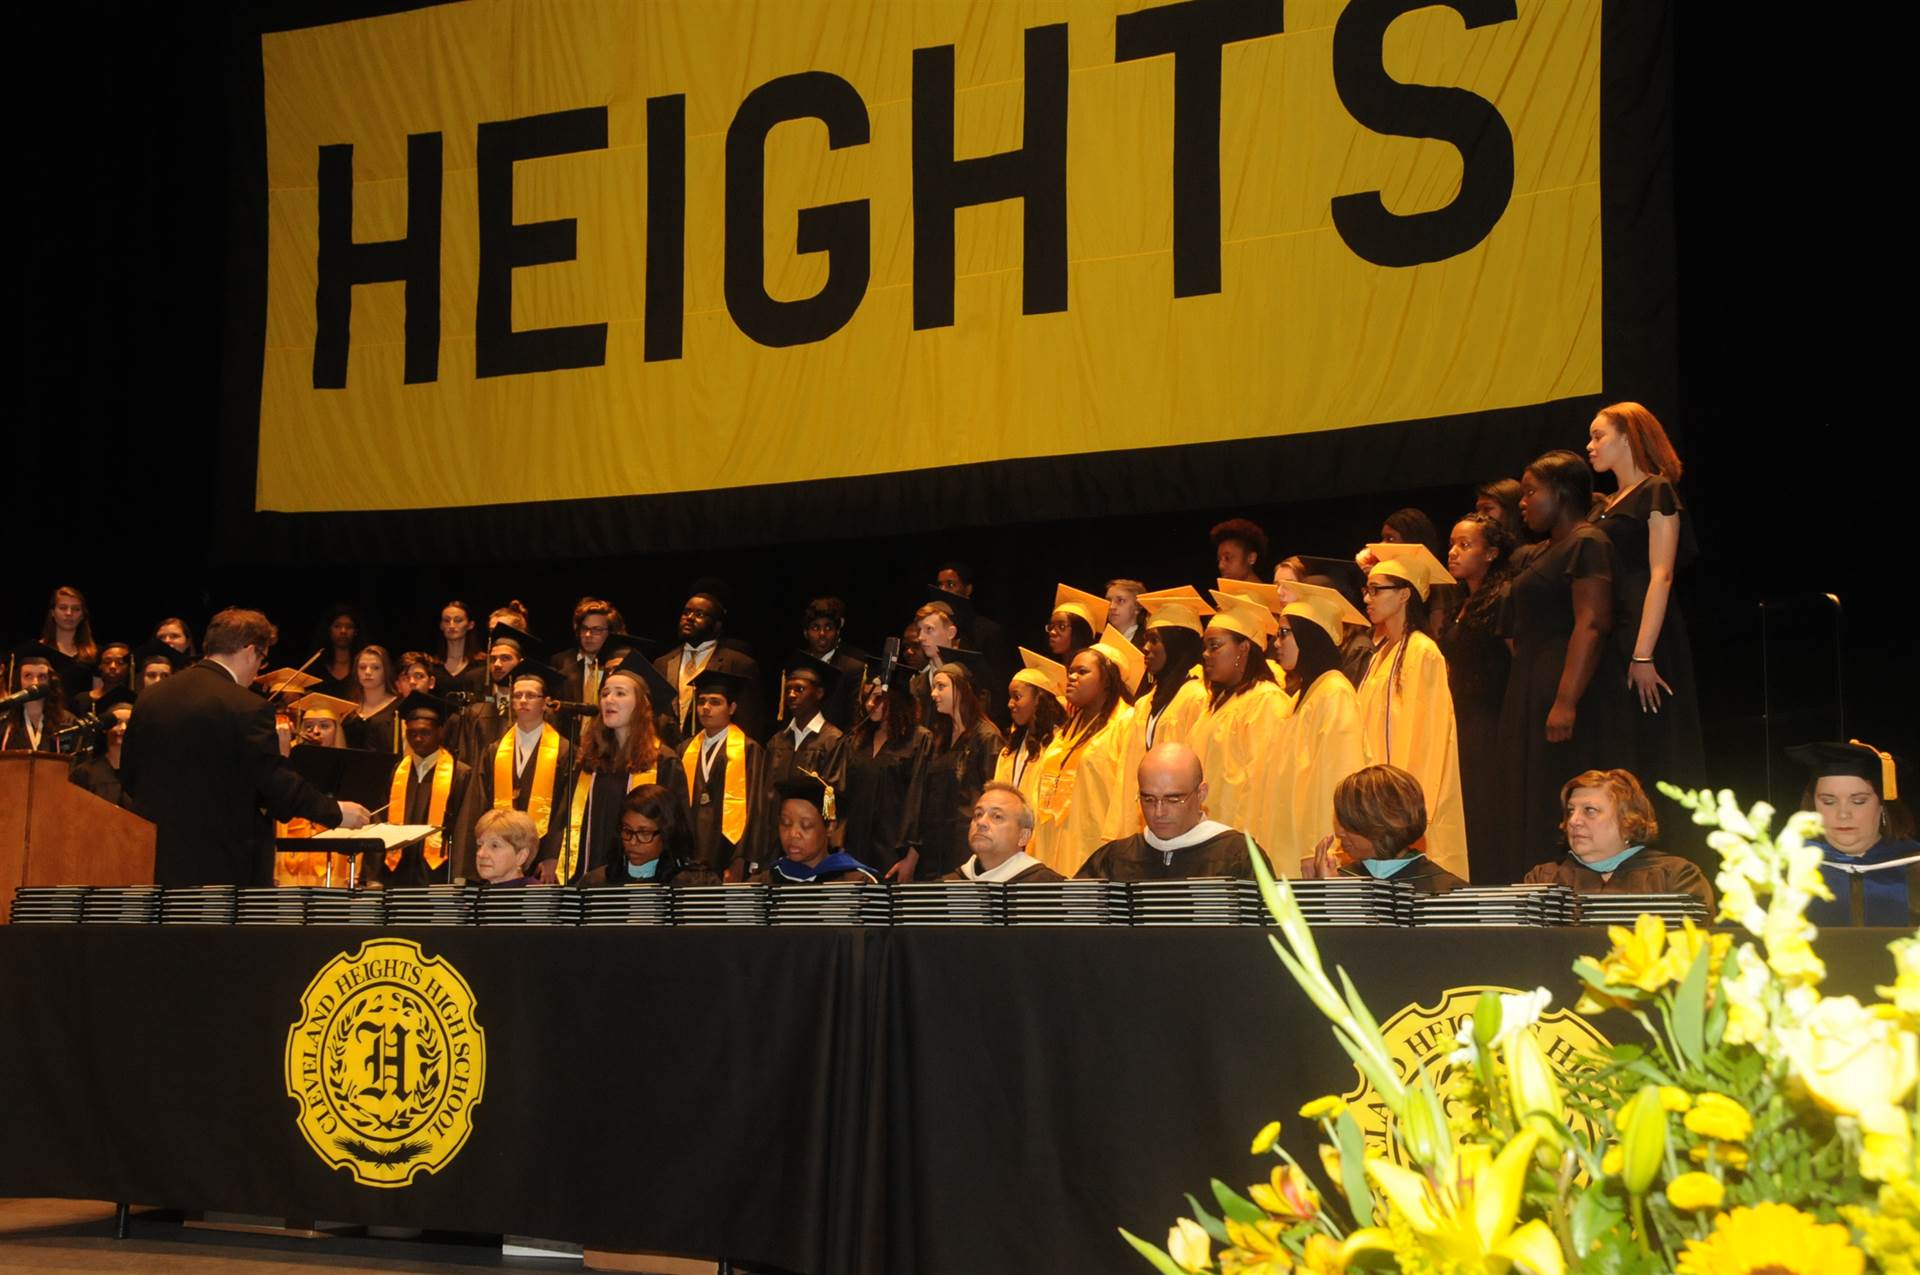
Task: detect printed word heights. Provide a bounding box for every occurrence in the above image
[311,0,1518,389]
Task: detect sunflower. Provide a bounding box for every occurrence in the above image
[1675,1202,1866,1275]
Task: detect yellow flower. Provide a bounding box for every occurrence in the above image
[1778,994,1920,1121]
[1506,1029,1568,1146]
[1659,1086,1694,1112]
[1601,1145,1623,1176]
[1618,1085,1669,1196]
[1676,1202,1865,1275]
[1688,1142,1750,1170]
[1720,944,1773,1047]
[1168,1217,1212,1273]
[1880,933,1920,1028]
[1343,1130,1565,1275]
[1666,1172,1726,1212]
[1248,1165,1320,1221]
[1299,1234,1344,1273]
[1843,1180,1920,1275]
[1581,915,1732,1010]
[1317,1144,1343,1192]
[1857,1101,1918,1184]
[1683,1092,1753,1143]
[1222,1215,1286,1259]
[1298,1095,1347,1121]
[1250,1120,1282,1155]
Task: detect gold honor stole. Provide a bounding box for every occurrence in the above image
[495,724,561,836]
[559,764,660,884]
[389,749,455,871]
[683,727,747,845]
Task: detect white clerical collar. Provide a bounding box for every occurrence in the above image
[1143,819,1233,853]
[788,711,826,745]
[961,851,1041,882]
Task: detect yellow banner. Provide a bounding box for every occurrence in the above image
[259,0,1600,513]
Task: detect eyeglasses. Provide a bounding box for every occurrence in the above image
[1363,582,1410,597]
[1139,792,1196,811]
[619,826,662,844]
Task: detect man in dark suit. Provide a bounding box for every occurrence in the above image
[121,608,371,886]
[653,582,765,740]
[551,597,620,704]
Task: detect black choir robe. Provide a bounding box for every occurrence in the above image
[687,730,766,878]
[68,754,132,809]
[1075,825,1261,881]
[1,709,75,754]
[345,700,401,753]
[917,717,1004,878]
[552,649,609,706]
[1337,857,1467,895]
[840,725,931,873]
[754,715,850,869]
[121,660,343,886]
[819,645,870,732]
[446,689,511,771]
[475,729,575,870]
[364,753,482,886]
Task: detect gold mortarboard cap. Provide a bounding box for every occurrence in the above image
[1217,578,1287,615]
[1091,626,1146,695]
[1051,583,1110,636]
[255,667,321,697]
[1012,646,1068,698]
[1364,542,1452,600]
[1136,585,1215,635]
[288,691,357,722]
[1206,591,1277,643]
[1281,581,1369,645]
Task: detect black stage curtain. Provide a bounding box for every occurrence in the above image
[7,924,1890,1274]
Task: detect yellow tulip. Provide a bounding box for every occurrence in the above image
[1318,1144,1344,1192]
[1683,1092,1754,1143]
[1223,1215,1286,1259]
[1351,1130,1565,1274]
[1506,1029,1567,1145]
[1168,1217,1212,1273]
[1619,1085,1669,1196]
[1779,995,1920,1121]
[1248,1165,1320,1221]
[1667,1171,1726,1212]
[1249,1120,1282,1155]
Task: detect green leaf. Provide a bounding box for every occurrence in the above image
[1671,944,1710,1067]
[1335,1109,1375,1227]
[1570,1186,1626,1262]
[1184,1194,1230,1246]
[1116,1228,1189,1275]
[1211,1178,1264,1226]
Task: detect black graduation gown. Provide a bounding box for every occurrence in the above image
[1076,827,1260,881]
[474,729,575,869]
[1492,527,1629,885]
[564,753,690,883]
[839,725,931,872]
[964,615,1016,731]
[68,754,132,809]
[1336,858,1466,895]
[345,700,401,753]
[551,649,609,705]
[941,859,1064,883]
[120,660,343,886]
[363,753,482,886]
[687,731,767,877]
[1591,477,1706,804]
[1520,846,1714,912]
[1436,577,1513,882]
[430,658,488,695]
[819,645,871,732]
[446,690,511,771]
[755,717,850,867]
[917,717,1004,878]
[1,709,75,754]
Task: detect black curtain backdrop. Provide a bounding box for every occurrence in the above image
[15,1,1916,807]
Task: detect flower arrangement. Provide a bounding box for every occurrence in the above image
[1122,786,1917,1274]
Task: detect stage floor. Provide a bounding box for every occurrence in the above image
[0,1200,716,1273]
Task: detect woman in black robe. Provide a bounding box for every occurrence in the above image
[1436,512,1514,874]
[840,669,931,879]
[1585,402,1706,806]
[1490,451,1628,884]
[914,657,1003,880]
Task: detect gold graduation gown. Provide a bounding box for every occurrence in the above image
[1030,704,1137,877]
[1270,671,1365,877]
[993,736,1046,810]
[1115,673,1210,839]
[1356,630,1470,882]
[1188,680,1291,869]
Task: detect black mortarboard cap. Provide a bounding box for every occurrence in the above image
[783,650,843,697]
[773,767,838,821]
[604,644,676,712]
[1787,740,1903,801]
[932,646,991,686]
[11,642,77,685]
[131,639,187,673]
[506,660,562,695]
[96,686,139,714]
[396,690,456,722]
[487,623,546,662]
[923,585,976,629]
[690,666,751,703]
[1294,557,1370,613]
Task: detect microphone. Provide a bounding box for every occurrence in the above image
[441,690,486,706]
[0,685,49,709]
[547,699,601,716]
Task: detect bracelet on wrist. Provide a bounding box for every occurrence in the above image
[1630,656,1654,664]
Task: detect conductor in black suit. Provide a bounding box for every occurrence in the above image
[121,608,372,886]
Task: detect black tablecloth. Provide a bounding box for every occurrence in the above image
[0,924,1903,1273]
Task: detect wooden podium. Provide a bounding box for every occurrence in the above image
[0,754,156,923]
